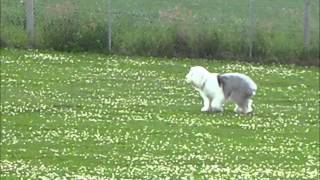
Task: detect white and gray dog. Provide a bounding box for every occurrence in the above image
[185,66,257,114]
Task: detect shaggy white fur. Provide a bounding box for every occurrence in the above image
[185,66,257,114]
[185,66,225,112]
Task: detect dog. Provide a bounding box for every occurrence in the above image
[185,66,257,114]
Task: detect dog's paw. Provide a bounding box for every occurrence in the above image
[211,107,223,113]
[201,106,210,112]
[234,105,245,114]
[243,107,253,114]
[235,107,253,115]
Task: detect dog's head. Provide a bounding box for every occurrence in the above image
[185,66,209,88]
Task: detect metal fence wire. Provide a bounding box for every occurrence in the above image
[1,0,319,64]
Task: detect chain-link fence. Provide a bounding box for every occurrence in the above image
[1,0,319,65]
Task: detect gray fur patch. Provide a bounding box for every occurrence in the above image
[218,73,257,101]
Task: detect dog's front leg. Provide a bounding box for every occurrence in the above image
[199,91,210,112]
[211,96,224,112]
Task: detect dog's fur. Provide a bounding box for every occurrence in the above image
[185,66,257,114]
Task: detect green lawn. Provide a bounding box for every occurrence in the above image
[1,48,319,179]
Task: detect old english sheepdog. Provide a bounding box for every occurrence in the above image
[185,66,257,114]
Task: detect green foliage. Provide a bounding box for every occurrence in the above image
[41,15,80,50]
[0,0,319,65]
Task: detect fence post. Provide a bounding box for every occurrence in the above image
[303,0,310,48]
[107,0,112,53]
[25,0,35,48]
[248,0,256,58]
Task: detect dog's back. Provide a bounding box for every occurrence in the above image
[218,73,257,99]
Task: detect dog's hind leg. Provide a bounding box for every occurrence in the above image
[234,104,243,113]
[237,99,253,114]
[245,99,253,114]
[230,92,253,114]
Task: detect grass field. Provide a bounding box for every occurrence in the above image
[0,48,319,179]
